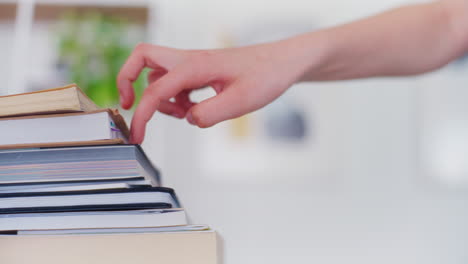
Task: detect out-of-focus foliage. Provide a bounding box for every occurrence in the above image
[56,12,146,108]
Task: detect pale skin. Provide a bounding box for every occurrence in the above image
[117,0,468,144]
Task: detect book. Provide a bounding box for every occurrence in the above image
[0,231,218,264]
[0,86,217,261]
[18,224,210,235]
[0,84,99,118]
[0,178,150,193]
[0,187,180,214]
[0,109,129,149]
[0,209,187,231]
[0,181,152,194]
[0,145,161,186]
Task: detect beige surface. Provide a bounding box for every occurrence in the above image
[0,231,218,264]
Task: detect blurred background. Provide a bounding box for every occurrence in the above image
[2,0,468,263]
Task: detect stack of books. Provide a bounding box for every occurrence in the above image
[0,85,218,264]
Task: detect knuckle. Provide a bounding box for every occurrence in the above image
[135,42,151,53]
[197,122,212,129]
[116,73,127,84]
[145,83,172,103]
[191,108,213,128]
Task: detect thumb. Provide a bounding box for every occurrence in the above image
[187,84,252,128]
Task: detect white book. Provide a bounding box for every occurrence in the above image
[0,188,178,211]
[0,109,128,149]
[18,224,210,235]
[0,181,152,194]
[0,209,187,231]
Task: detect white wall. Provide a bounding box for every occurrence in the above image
[143,1,468,263]
[0,22,15,95]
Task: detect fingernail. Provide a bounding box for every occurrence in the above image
[186,112,196,125]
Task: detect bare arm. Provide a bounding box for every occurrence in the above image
[296,0,468,81]
[117,0,468,144]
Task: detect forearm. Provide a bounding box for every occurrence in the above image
[287,0,468,81]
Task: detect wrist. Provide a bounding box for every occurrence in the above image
[274,31,335,83]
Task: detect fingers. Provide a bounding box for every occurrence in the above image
[130,65,209,144]
[117,43,183,110]
[147,69,167,84]
[158,100,186,119]
[148,69,190,119]
[187,83,251,128]
[148,70,187,119]
[175,90,195,111]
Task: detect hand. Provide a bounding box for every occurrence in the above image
[117,40,309,144]
[117,0,468,145]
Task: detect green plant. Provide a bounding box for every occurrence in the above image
[56,11,146,108]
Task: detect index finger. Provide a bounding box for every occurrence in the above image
[130,65,211,144]
[117,43,183,109]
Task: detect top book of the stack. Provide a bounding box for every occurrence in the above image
[0,84,129,149]
[0,84,99,118]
